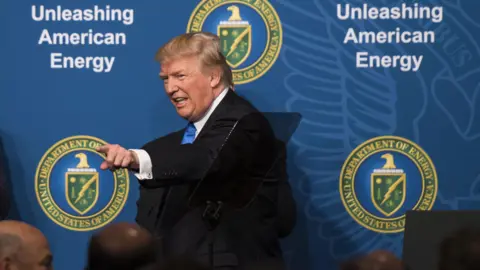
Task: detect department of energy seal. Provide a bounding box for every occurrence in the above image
[339,136,438,233]
[35,135,129,231]
[187,0,282,84]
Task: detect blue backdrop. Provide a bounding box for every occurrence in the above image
[1,0,480,269]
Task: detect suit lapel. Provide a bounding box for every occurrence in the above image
[195,89,236,140]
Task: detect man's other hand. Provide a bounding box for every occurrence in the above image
[96,144,139,170]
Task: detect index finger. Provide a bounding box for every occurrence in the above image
[96,145,111,153]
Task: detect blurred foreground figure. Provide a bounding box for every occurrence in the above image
[340,250,404,270]
[0,220,53,270]
[439,228,480,270]
[243,258,286,270]
[158,255,209,270]
[86,222,156,270]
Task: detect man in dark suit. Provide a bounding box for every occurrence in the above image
[96,32,296,269]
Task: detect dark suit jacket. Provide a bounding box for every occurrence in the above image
[135,90,296,269]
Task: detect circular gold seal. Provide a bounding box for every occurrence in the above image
[35,135,129,231]
[339,136,438,233]
[187,0,282,84]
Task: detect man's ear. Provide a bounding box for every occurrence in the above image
[209,67,222,88]
[0,257,12,270]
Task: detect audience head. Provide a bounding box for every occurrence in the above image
[369,250,405,270]
[0,220,52,270]
[439,227,480,270]
[86,222,156,270]
[340,250,404,270]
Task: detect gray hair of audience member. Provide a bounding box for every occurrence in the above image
[0,233,21,259]
[439,227,480,270]
[0,220,53,270]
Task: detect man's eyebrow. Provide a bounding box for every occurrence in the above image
[159,70,184,79]
[170,70,184,75]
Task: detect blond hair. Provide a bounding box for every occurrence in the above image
[155,32,233,88]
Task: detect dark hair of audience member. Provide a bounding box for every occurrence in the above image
[86,223,157,270]
[339,255,365,270]
[339,250,405,270]
[439,227,480,270]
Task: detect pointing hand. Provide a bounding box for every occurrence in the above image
[96,144,139,170]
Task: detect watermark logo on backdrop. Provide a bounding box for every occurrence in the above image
[339,136,437,233]
[35,135,129,231]
[187,0,282,84]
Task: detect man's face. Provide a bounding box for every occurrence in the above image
[160,56,218,122]
[4,237,53,270]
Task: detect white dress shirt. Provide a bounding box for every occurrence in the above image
[130,87,229,180]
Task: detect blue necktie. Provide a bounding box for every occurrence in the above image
[181,122,196,144]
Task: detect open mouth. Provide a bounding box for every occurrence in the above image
[173,97,188,107]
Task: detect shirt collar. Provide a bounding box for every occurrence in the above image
[193,87,229,136]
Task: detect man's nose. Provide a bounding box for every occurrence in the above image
[165,82,178,95]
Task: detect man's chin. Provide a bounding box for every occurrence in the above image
[176,108,192,120]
